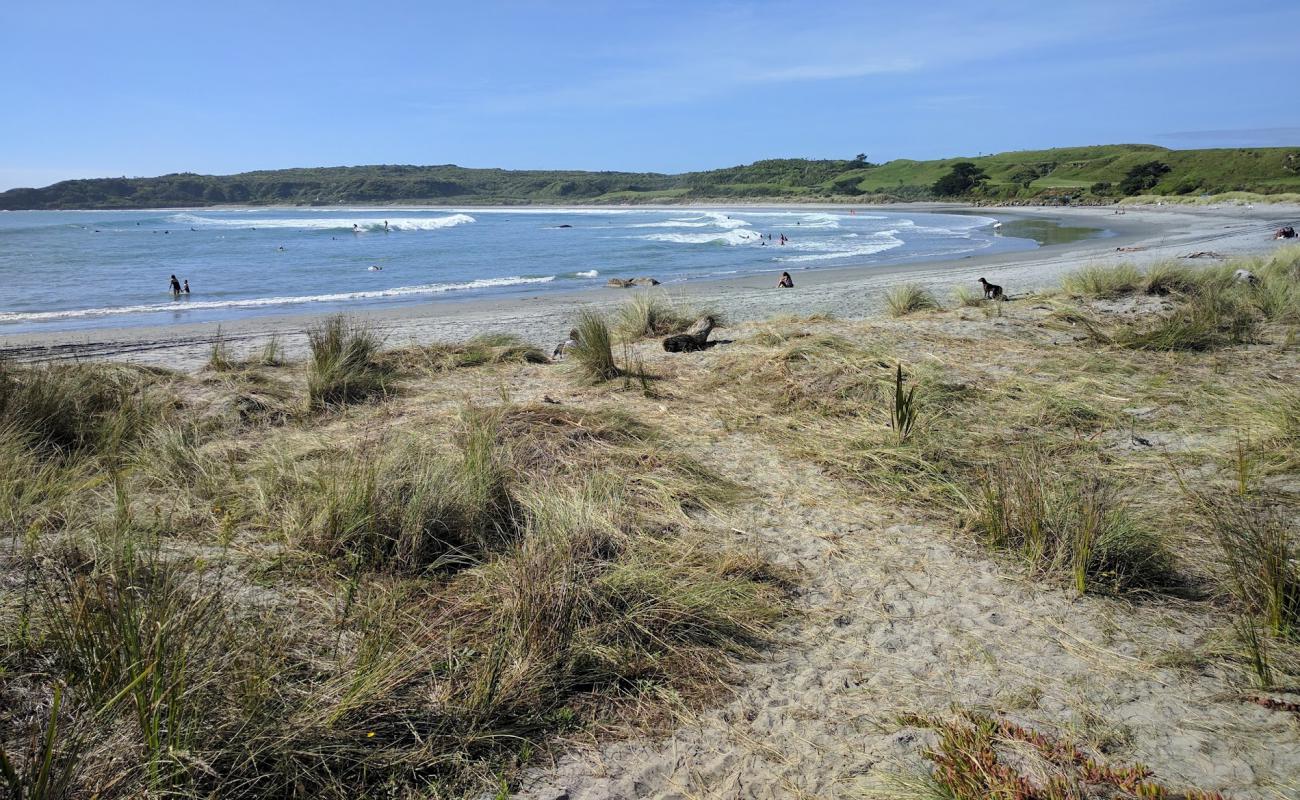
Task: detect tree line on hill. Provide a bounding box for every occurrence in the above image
[3,146,1298,209]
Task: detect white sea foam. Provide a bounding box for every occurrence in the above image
[775,230,905,263]
[168,213,476,231]
[626,211,750,230]
[575,269,599,277]
[639,228,761,245]
[0,275,553,324]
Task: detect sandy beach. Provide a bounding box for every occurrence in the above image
[4,202,1296,370]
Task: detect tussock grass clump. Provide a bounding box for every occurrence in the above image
[614,292,699,340]
[206,327,235,372]
[1190,492,1299,638]
[1117,285,1257,351]
[1142,262,1206,297]
[271,433,518,572]
[305,315,391,409]
[1062,263,1144,298]
[896,709,1226,800]
[381,333,547,374]
[475,403,740,518]
[567,310,620,383]
[975,456,1175,594]
[257,334,283,366]
[952,286,987,307]
[714,334,893,418]
[886,284,941,317]
[0,360,170,458]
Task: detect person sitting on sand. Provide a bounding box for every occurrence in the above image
[182,279,191,294]
[777,271,794,288]
[169,274,181,296]
[553,328,580,359]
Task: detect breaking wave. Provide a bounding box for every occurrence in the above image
[639,228,762,245]
[168,213,476,232]
[0,275,553,323]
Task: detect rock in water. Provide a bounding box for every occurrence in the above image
[607,278,634,288]
[631,277,661,286]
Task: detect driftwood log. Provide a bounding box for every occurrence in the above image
[663,316,716,353]
[607,277,662,288]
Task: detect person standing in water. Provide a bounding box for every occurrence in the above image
[169,274,181,296]
[182,279,191,295]
[384,220,390,232]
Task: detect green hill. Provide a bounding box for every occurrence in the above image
[3,145,1299,209]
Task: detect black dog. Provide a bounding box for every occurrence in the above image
[978,277,1004,299]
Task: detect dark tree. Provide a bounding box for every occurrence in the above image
[932,162,989,196]
[1118,161,1172,195]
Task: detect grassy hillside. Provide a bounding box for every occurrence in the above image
[3,145,1299,209]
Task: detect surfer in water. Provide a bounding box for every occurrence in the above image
[384,220,390,232]
[169,275,181,297]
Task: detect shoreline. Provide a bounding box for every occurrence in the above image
[4,202,1297,370]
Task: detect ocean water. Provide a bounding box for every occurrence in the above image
[0,207,1055,333]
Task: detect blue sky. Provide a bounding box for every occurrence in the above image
[2,0,1298,190]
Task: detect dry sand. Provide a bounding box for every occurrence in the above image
[3,202,1297,370]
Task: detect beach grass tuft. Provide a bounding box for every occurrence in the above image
[886,284,941,317]
[305,314,391,409]
[1062,264,1144,298]
[568,310,620,383]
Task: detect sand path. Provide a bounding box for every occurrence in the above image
[518,426,1300,799]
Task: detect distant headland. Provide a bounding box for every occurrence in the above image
[3,143,1298,210]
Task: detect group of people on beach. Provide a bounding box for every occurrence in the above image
[169,274,191,297]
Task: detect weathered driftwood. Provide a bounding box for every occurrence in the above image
[663,315,716,353]
[607,277,661,288]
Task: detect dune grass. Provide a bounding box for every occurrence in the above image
[1062,263,1145,298]
[613,292,700,340]
[952,285,987,307]
[305,314,391,409]
[380,332,547,374]
[567,310,620,383]
[886,284,941,317]
[975,455,1175,594]
[0,360,172,458]
[0,355,784,798]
